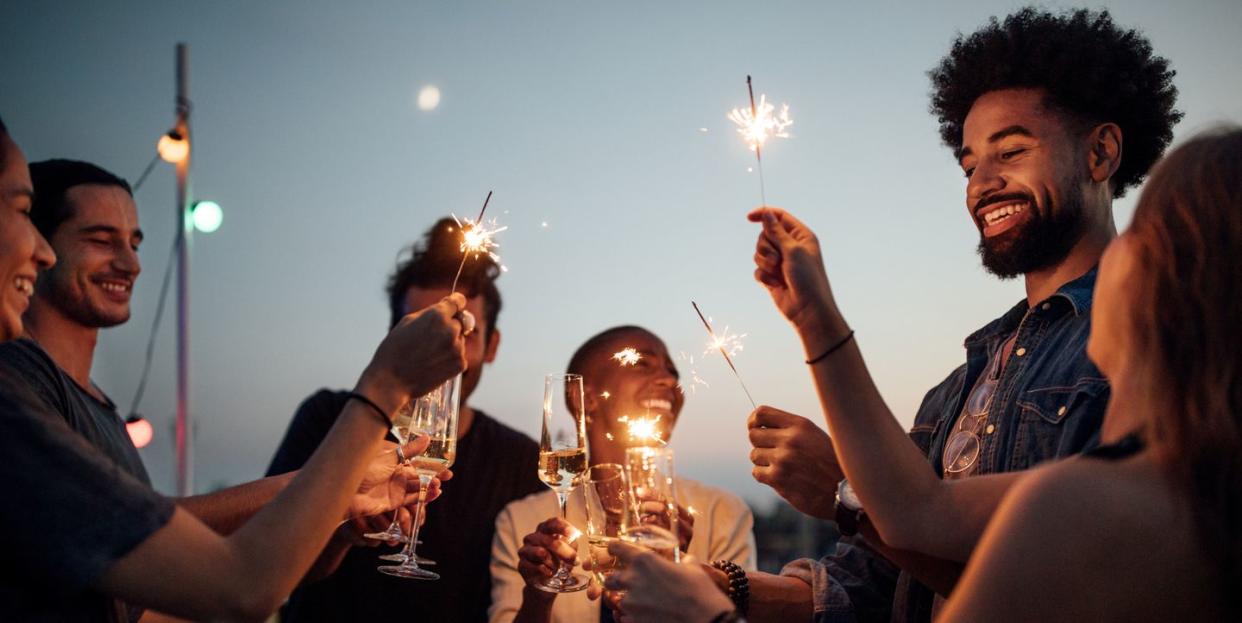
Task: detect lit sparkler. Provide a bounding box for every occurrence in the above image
[449,190,508,294]
[727,75,793,206]
[691,301,757,409]
[612,347,643,366]
[618,414,667,446]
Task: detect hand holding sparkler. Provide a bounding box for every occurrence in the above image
[747,207,851,358]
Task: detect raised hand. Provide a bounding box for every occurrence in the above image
[748,406,844,520]
[357,294,469,416]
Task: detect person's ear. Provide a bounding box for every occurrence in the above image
[483,328,500,363]
[1086,122,1123,188]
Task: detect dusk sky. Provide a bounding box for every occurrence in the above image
[3,1,1240,505]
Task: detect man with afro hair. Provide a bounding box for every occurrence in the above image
[728,7,1181,623]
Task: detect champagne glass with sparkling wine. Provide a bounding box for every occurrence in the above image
[377,373,461,580]
[364,399,418,544]
[535,373,590,593]
[583,463,633,591]
[623,446,681,562]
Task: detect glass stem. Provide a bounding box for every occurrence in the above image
[554,489,573,581]
[401,473,432,567]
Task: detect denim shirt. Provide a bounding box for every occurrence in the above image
[782,268,1109,623]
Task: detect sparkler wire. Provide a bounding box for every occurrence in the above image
[691,301,757,409]
[747,75,768,207]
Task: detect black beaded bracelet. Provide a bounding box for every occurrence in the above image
[711,560,750,616]
[806,329,855,365]
[346,391,394,429]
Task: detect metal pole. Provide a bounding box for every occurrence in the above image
[174,43,194,496]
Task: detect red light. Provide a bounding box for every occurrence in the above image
[126,416,153,449]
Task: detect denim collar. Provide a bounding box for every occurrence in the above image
[963,266,1098,348]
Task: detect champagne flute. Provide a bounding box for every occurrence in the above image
[377,373,461,580]
[534,373,590,593]
[622,447,681,562]
[365,400,418,544]
[583,463,632,590]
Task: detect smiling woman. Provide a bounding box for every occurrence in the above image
[0,122,55,341]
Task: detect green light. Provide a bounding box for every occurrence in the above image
[192,200,223,233]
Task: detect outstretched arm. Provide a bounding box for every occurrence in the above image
[95,296,470,621]
[748,207,1020,561]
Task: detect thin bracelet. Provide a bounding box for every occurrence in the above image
[805,329,855,365]
[346,391,394,429]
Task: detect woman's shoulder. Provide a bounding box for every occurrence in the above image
[1009,453,1176,539]
[987,454,1213,614]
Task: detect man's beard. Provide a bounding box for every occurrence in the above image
[977,189,1087,279]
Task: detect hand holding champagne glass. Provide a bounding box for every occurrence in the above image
[623,447,681,562]
[534,373,591,593]
[365,401,420,544]
[583,463,630,589]
[377,374,461,580]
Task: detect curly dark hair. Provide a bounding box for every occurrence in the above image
[929,7,1182,198]
[386,216,503,335]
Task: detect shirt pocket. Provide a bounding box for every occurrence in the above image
[1010,378,1109,469]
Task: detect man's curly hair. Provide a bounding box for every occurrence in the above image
[386,216,503,334]
[929,7,1182,198]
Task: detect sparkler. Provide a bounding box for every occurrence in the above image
[449,190,508,294]
[613,347,642,366]
[691,301,756,409]
[727,75,793,206]
[618,414,667,447]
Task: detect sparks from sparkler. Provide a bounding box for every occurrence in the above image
[691,301,757,409]
[676,350,710,396]
[617,414,667,447]
[612,347,642,367]
[727,75,793,206]
[449,190,508,294]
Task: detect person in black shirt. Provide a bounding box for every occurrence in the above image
[10,158,443,548]
[0,114,469,622]
[269,217,543,623]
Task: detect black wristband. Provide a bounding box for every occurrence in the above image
[346,391,394,429]
[711,560,749,616]
[805,329,855,365]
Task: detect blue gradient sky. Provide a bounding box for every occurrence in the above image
[2,1,1240,505]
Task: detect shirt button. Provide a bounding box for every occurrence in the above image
[1015,347,1027,357]
[985,424,996,435]
[1057,406,1067,416]
[1041,303,1051,311]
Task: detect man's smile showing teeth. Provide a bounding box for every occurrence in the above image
[978,202,1029,237]
[94,278,133,300]
[640,398,673,411]
[14,276,34,296]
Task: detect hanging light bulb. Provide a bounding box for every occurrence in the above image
[126,415,153,449]
[157,130,188,164]
[191,200,223,233]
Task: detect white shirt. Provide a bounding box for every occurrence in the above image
[489,477,756,623]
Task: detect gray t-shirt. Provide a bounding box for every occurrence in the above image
[0,339,151,485]
[0,368,175,621]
